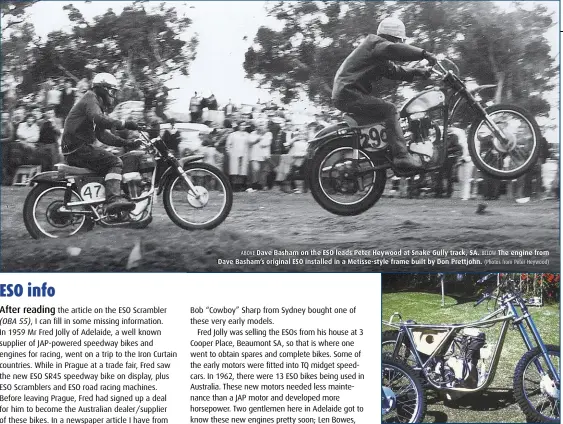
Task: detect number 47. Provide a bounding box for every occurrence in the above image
[83,185,102,199]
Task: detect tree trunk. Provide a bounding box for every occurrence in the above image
[494,71,505,104]
[487,40,504,104]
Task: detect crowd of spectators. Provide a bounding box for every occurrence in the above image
[2,78,558,201]
[1,76,95,183]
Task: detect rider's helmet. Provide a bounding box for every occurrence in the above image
[377,17,407,43]
[92,72,119,111]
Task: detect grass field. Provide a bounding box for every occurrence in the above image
[1,186,559,272]
[382,291,560,423]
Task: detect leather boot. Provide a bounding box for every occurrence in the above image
[105,179,135,214]
[386,118,423,171]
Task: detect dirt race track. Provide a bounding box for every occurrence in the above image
[1,186,559,272]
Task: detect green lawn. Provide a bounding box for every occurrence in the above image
[382,292,560,423]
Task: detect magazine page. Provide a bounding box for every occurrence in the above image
[0,1,560,423]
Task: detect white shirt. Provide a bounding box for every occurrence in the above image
[249,131,272,161]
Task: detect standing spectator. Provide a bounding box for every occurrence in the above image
[275,131,308,192]
[247,120,272,192]
[57,78,76,122]
[206,93,218,111]
[514,137,549,203]
[46,78,62,107]
[435,133,463,198]
[162,118,181,156]
[37,107,62,171]
[190,91,201,123]
[224,99,236,116]
[225,121,250,190]
[31,106,45,128]
[16,113,40,149]
[268,119,285,155]
[214,119,234,174]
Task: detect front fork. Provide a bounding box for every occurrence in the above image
[509,302,560,384]
[170,157,200,199]
[473,99,509,147]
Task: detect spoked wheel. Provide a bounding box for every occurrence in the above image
[382,357,426,423]
[468,104,541,179]
[163,162,233,230]
[308,138,387,216]
[514,345,560,423]
[382,330,419,371]
[23,184,87,239]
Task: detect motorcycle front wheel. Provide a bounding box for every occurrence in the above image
[163,162,233,230]
[468,104,541,179]
[382,357,426,423]
[308,138,387,216]
[23,184,87,239]
[513,345,560,423]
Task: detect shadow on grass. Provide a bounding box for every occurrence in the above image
[423,388,516,423]
[442,388,514,411]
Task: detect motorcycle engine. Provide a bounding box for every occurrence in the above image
[401,114,441,166]
[425,328,487,390]
[121,151,156,221]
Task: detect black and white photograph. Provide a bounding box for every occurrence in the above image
[0,1,559,272]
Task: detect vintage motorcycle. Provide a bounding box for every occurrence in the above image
[382,275,560,423]
[23,125,233,238]
[307,58,542,215]
[382,356,426,423]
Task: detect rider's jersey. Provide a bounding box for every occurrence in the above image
[62,90,123,153]
[332,34,426,100]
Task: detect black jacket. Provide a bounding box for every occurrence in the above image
[332,34,426,100]
[38,120,61,144]
[62,90,125,153]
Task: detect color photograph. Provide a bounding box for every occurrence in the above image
[382,272,560,423]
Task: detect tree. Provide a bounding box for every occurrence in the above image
[1,1,38,31]
[19,2,198,103]
[401,1,557,117]
[244,1,557,119]
[244,2,399,105]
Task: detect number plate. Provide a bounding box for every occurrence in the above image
[80,182,106,202]
[359,124,389,152]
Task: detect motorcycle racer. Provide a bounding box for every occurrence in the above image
[332,17,437,171]
[61,72,140,214]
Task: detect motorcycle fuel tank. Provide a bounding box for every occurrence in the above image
[412,329,450,356]
[402,89,446,116]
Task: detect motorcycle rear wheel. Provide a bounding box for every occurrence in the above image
[163,162,233,230]
[382,330,418,369]
[308,138,387,216]
[382,357,426,423]
[468,104,541,179]
[513,345,560,423]
[23,184,87,239]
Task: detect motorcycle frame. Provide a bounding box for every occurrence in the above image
[308,64,500,179]
[34,131,205,226]
[385,292,560,393]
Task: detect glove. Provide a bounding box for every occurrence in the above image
[415,67,432,79]
[422,50,438,66]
